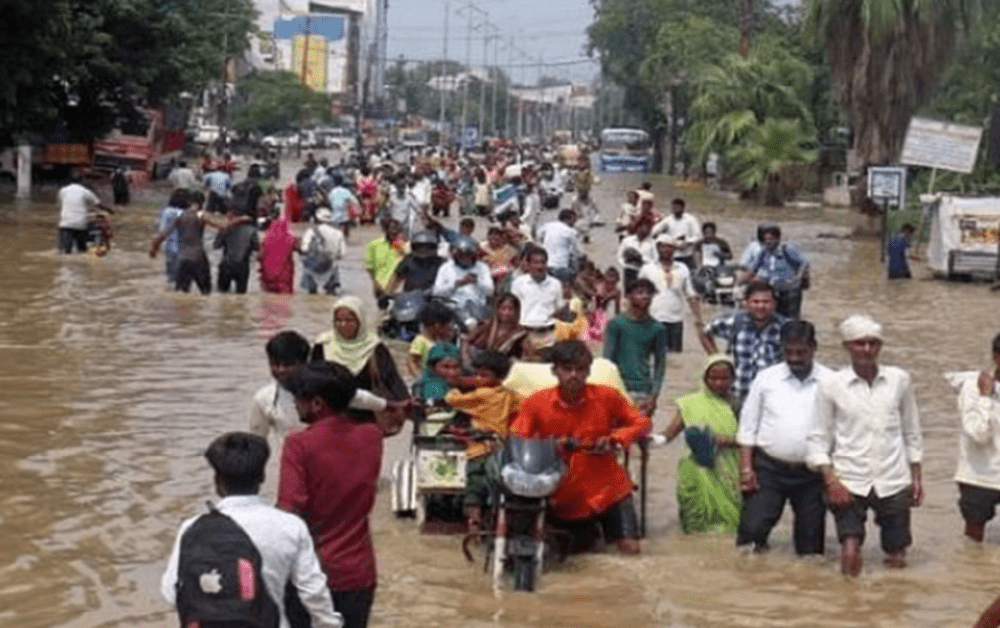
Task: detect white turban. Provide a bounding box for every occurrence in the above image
[655,234,679,247]
[839,314,883,342]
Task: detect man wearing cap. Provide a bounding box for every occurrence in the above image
[806,314,923,576]
[639,234,702,353]
[651,198,701,270]
[299,208,345,295]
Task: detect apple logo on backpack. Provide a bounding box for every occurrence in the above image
[199,569,223,594]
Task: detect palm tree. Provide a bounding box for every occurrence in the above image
[807,0,981,170]
[726,118,818,206]
[686,46,815,166]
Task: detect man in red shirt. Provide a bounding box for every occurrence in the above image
[279,362,382,628]
[510,340,652,554]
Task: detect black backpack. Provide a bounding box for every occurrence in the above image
[175,503,279,628]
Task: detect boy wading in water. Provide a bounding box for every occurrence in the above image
[602,278,668,416]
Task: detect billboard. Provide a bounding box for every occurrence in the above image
[274,13,348,94]
[291,35,329,92]
[900,117,983,173]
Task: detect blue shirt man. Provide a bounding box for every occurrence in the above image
[745,224,808,319]
[886,224,915,279]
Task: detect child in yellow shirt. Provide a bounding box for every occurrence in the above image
[444,350,522,534]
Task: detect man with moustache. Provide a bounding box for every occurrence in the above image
[736,320,831,555]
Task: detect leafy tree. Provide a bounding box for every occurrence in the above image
[0,0,256,145]
[686,44,816,164]
[229,71,332,134]
[727,118,818,205]
[806,0,982,169]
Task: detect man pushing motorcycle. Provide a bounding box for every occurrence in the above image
[510,340,652,554]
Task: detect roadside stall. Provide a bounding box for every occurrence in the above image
[926,194,1000,279]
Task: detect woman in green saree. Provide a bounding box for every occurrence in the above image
[664,354,742,534]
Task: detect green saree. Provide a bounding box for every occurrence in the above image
[675,355,742,534]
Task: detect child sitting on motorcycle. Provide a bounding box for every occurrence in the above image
[408,301,456,379]
[443,350,523,536]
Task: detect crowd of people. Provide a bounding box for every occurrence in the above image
[130,140,1000,628]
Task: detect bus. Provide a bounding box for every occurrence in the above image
[598,127,652,173]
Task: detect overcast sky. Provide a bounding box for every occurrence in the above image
[382,0,799,84]
[385,0,600,83]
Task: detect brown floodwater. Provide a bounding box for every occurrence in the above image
[1,168,999,628]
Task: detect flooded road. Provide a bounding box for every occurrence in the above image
[1,170,998,627]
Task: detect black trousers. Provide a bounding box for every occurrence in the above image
[217,260,250,294]
[287,584,375,628]
[58,227,88,253]
[175,255,211,294]
[737,450,826,555]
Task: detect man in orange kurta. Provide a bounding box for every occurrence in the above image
[510,339,651,554]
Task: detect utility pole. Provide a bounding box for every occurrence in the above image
[490,26,499,137]
[438,0,449,142]
[478,13,489,139]
[219,0,232,152]
[505,37,515,138]
[459,2,475,142]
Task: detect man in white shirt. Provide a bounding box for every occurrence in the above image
[638,235,703,353]
[737,320,831,555]
[537,209,582,283]
[57,174,111,253]
[249,331,404,496]
[510,246,564,350]
[806,314,923,576]
[161,432,344,628]
[955,332,1000,543]
[168,160,199,191]
[300,208,347,295]
[617,219,656,289]
[432,237,494,326]
[651,198,701,269]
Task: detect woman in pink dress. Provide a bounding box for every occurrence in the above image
[258,213,298,294]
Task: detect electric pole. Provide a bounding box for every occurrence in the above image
[478,12,489,140]
[438,0,450,142]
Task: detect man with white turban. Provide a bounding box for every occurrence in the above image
[806,314,923,576]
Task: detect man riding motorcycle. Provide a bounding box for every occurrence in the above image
[510,339,651,554]
[431,236,494,328]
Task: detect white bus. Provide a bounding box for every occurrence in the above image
[598,127,652,173]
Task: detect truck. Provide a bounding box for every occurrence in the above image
[91,106,186,179]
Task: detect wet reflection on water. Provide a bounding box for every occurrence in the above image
[1,176,998,627]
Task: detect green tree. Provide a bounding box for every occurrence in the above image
[686,44,816,164]
[229,71,331,134]
[727,118,818,205]
[0,0,256,145]
[806,0,982,169]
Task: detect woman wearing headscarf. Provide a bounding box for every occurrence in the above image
[259,213,298,294]
[662,354,742,534]
[313,296,410,434]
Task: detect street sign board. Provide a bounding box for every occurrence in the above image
[868,166,907,208]
[900,117,983,173]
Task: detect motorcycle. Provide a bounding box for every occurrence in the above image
[463,436,650,591]
[463,436,567,592]
[692,264,740,306]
